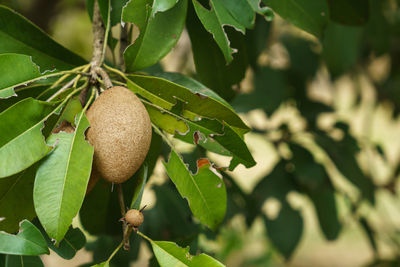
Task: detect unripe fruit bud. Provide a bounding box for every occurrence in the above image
[125,209,144,227]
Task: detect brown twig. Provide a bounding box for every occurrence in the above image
[119,24,129,72]
[90,0,106,83]
[96,68,113,88]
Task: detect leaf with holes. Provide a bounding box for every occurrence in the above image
[127,74,249,133]
[0,98,57,178]
[164,150,226,230]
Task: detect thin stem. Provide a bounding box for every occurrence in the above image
[106,240,124,263]
[111,80,126,86]
[123,226,133,250]
[104,64,128,80]
[96,68,113,88]
[117,184,126,216]
[119,24,129,71]
[46,76,78,102]
[136,230,152,243]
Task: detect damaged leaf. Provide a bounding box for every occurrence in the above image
[127,74,249,133]
[0,98,56,178]
[144,101,255,169]
[0,54,41,99]
[163,149,227,230]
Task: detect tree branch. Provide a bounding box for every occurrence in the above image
[90,0,106,82]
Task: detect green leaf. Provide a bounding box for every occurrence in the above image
[322,23,363,79]
[0,5,86,71]
[327,0,369,26]
[263,202,303,259]
[191,0,245,63]
[34,111,94,242]
[5,255,44,267]
[41,226,86,260]
[262,0,329,38]
[186,6,248,101]
[127,75,249,133]
[163,150,227,230]
[110,0,129,26]
[0,166,37,233]
[0,84,49,113]
[0,54,41,99]
[122,0,188,71]
[150,240,225,267]
[0,98,55,178]
[144,101,255,169]
[152,0,181,14]
[0,220,49,255]
[130,165,149,210]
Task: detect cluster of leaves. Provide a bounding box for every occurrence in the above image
[1,0,400,266]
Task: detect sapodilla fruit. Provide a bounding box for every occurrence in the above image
[86,86,151,184]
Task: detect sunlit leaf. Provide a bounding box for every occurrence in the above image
[0,98,56,178]
[122,0,187,71]
[164,150,227,230]
[34,112,94,242]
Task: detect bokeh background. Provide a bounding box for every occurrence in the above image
[3,0,400,266]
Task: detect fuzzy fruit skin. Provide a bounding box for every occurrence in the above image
[125,209,144,227]
[86,86,152,184]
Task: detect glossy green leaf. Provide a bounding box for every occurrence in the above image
[34,111,93,242]
[0,5,86,71]
[150,240,225,267]
[192,0,245,63]
[130,165,149,210]
[152,0,181,14]
[0,166,37,233]
[0,220,49,255]
[263,202,303,259]
[262,0,329,38]
[0,98,56,178]
[163,150,227,230]
[5,255,44,267]
[110,0,129,26]
[322,23,363,79]
[186,6,248,101]
[122,0,187,71]
[127,75,249,133]
[144,101,255,169]
[0,54,41,99]
[327,0,369,26]
[0,84,51,113]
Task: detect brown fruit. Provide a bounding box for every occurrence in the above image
[125,209,144,227]
[86,86,152,184]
